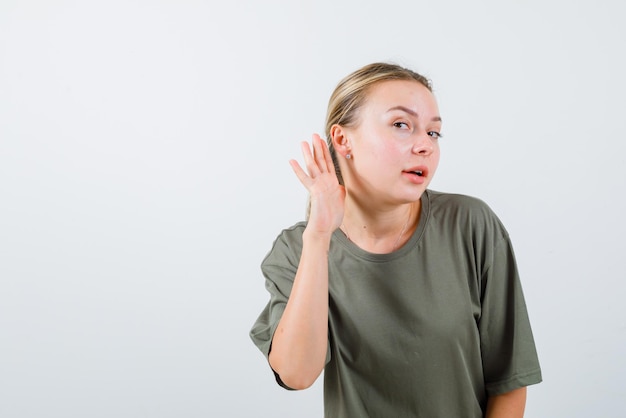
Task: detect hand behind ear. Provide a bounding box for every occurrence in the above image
[289,134,345,236]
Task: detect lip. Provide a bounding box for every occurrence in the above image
[402,166,429,184]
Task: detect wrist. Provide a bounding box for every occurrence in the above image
[302,228,334,246]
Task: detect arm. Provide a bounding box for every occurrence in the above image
[268,231,330,389]
[485,387,527,418]
[268,135,345,390]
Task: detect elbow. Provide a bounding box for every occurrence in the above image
[269,352,322,390]
[277,371,319,390]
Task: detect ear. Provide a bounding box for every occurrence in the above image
[330,124,351,158]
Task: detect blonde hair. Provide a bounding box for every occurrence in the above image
[325,62,432,185]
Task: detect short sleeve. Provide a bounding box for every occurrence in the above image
[249,231,299,389]
[479,235,543,396]
[249,264,295,357]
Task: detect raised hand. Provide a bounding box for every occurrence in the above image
[290,134,346,237]
[269,134,340,389]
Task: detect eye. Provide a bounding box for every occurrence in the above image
[393,121,410,129]
[428,131,443,139]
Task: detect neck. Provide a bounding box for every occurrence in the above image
[341,198,420,253]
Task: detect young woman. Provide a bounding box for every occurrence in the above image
[250,62,542,417]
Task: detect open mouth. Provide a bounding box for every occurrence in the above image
[403,167,428,178]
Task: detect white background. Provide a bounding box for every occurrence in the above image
[1,0,624,417]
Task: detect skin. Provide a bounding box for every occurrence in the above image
[269,79,527,415]
[330,80,441,252]
[486,387,527,418]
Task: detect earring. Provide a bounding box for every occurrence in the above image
[346,153,352,160]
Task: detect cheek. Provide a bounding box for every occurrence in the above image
[359,137,394,162]
[431,147,441,171]
[373,144,404,170]
[372,136,404,157]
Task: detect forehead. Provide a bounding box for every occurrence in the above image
[364,79,437,112]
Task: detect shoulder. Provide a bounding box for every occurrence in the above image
[427,189,493,213]
[261,221,307,268]
[425,190,508,238]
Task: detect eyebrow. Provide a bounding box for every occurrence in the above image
[387,106,442,122]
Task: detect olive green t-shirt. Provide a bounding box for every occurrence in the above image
[250,190,542,417]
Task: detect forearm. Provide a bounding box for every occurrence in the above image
[268,230,331,390]
[485,387,527,418]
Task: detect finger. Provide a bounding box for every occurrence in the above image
[312,133,335,174]
[312,134,328,173]
[289,159,312,187]
[301,141,321,177]
[320,135,335,174]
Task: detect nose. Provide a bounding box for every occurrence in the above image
[411,133,435,156]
